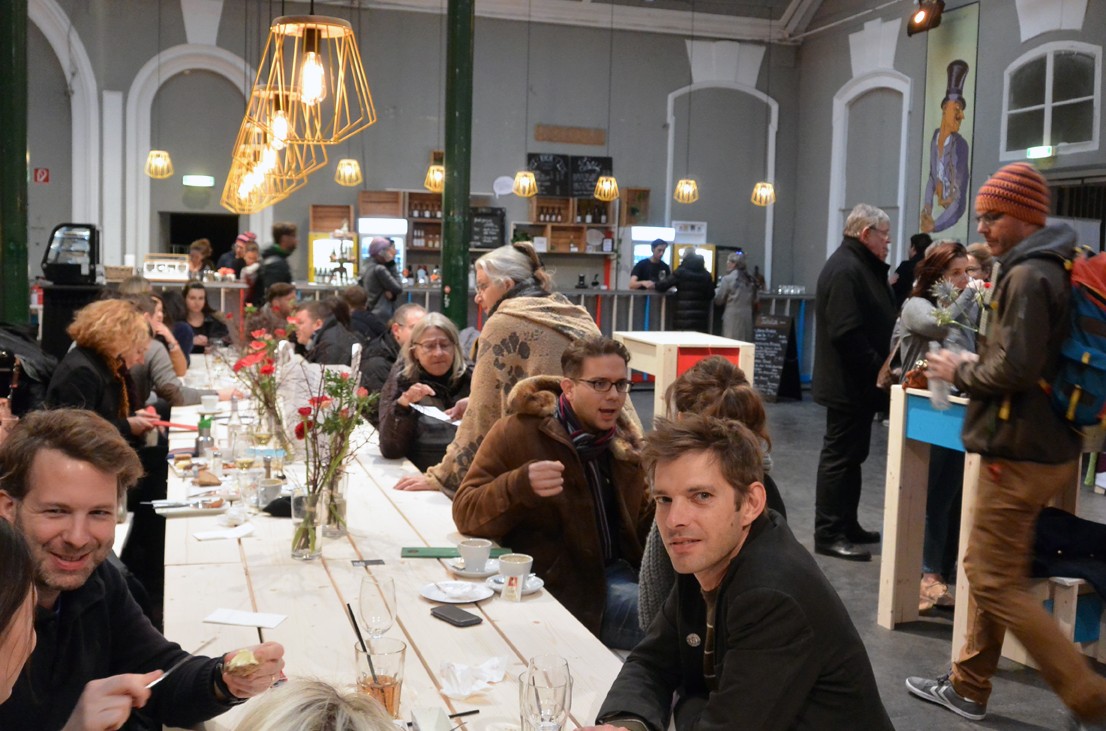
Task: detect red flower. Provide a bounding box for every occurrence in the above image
[286,316,296,324]
[225,312,234,319]
[298,406,312,417]
[275,328,287,338]
[294,421,306,440]
[232,360,246,373]
[983,282,992,289]
[260,364,274,376]
[356,387,369,398]
[340,372,351,380]
[308,396,333,408]
[249,341,267,351]
[251,329,267,339]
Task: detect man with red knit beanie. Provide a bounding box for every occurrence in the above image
[906,163,1106,728]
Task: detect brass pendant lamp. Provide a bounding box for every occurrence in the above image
[513,0,537,198]
[594,1,618,203]
[145,0,173,179]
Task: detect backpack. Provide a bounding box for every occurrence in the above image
[1041,249,1106,426]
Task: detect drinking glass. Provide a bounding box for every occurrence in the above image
[359,575,396,638]
[521,655,572,731]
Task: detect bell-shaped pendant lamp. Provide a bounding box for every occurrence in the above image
[424,163,445,193]
[594,175,619,202]
[334,158,363,186]
[673,178,699,204]
[145,150,174,179]
[251,14,376,147]
[751,181,776,207]
[513,170,538,198]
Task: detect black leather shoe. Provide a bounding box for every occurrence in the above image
[847,526,881,544]
[814,539,872,562]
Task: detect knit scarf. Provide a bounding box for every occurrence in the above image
[555,393,617,560]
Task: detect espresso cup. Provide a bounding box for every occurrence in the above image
[201,394,219,412]
[458,538,492,572]
[498,553,533,602]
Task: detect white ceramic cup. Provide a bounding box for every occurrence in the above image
[458,538,492,572]
[498,553,534,602]
[201,394,219,412]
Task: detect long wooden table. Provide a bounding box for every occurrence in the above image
[162,406,623,730]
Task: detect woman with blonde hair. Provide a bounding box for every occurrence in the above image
[395,241,639,494]
[46,298,157,441]
[233,679,394,731]
[379,313,473,471]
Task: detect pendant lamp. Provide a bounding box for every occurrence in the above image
[594,176,620,203]
[424,164,446,193]
[673,178,700,204]
[334,158,363,186]
[145,150,174,179]
[594,1,618,202]
[513,171,538,198]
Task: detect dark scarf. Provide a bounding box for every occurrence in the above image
[555,393,618,561]
[486,277,550,318]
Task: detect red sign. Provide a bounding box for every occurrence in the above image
[33,168,50,184]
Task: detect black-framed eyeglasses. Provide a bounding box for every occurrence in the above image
[574,378,632,394]
[976,212,1005,226]
[414,339,453,353]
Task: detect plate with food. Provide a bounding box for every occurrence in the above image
[419,581,494,604]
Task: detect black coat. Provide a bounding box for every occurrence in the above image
[0,561,234,731]
[361,330,401,392]
[598,511,894,731]
[812,236,896,411]
[254,244,293,302]
[350,309,386,340]
[46,345,132,440]
[378,365,473,471]
[658,254,715,332]
[307,317,363,366]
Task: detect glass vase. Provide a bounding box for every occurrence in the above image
[322,470,349,539]
[290,486,321,560]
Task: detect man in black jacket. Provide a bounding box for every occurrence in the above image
[293,298,363,367]
[811,203,897,561]
[254,221,297,304]
[362,302,426,392]
[586,416,892,731]
[656,251,714,333]
[0,409,284,730]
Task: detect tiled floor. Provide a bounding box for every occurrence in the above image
[629,388,1106,730]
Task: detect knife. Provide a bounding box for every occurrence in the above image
[146,636,217,689]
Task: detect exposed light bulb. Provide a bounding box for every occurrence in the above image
[300,52,326,106]
[270,110,289,150]
[913,9,927,23]
[258,147,278,175]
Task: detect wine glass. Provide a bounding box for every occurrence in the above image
[359,575,396,639]
[522,655,572,731]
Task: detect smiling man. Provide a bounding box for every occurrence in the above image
[586,416,892,731]
[0,409,284,731]
[452,336,653,650]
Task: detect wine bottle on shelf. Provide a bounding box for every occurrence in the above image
[600,208,608,224]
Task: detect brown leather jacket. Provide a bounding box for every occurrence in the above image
[452,376,653,635]
[954,224,1082,463]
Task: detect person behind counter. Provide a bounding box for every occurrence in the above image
[187,238,213,280]
[361,237,404,321]
[183,282,230,354]
[656,251,714,333]
[394,241,639,496]
[629,239,672,290]
[379,313,472,471]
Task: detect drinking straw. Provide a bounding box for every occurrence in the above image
[345,602,378,683]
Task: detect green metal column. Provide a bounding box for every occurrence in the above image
[0,0,29,324]
[441,0,474,329]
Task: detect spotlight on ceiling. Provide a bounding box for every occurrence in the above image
[906,0,944,36]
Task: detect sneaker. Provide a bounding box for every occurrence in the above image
[920,577,955,610]
[905,673,987,721]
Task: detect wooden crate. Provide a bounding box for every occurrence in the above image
[309,204,354,234]
[358,190,403,218]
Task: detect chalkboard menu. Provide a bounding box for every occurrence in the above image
[527,153,570,197]
[470,207,506,250]
[753,314,802,402]
[570,156,612,198]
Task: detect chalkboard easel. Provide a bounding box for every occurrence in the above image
[753,314,802,402]
[470,207,505,249]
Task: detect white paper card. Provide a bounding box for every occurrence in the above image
[192,523,254,541]
[204,608,286,629]
[411,404,461,426]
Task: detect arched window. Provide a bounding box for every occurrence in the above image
[1001,41,1100,160]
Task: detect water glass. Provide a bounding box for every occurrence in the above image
[521,655,572,731]
[355,638,405,718]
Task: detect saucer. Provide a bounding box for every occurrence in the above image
[419,581,494,604]
[197,408,223,417]
[486,575,544,596]
[446,558,500,579]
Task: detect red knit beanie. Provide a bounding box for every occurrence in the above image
[974,162,1050,226]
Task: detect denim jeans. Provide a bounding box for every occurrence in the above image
[922,445,964,576]
[601,561,645,651]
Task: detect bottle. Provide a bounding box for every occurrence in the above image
[927,341,950,411]
[468,264,476,290]
[600,208,608,224]
[194,417,215,459]
[585,204,593,224]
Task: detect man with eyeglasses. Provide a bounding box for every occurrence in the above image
[907,164,1106,727]
[453,335,652,650]
[812,203,897,561]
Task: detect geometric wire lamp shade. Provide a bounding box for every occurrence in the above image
[673,178,699,204]
[594,175,619,202]
[334,158,363,186]
[252,15,376,147]
[513,170,538,198]
[751,180,776,206]
[145,150,174,179]
[424,163,445,193]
